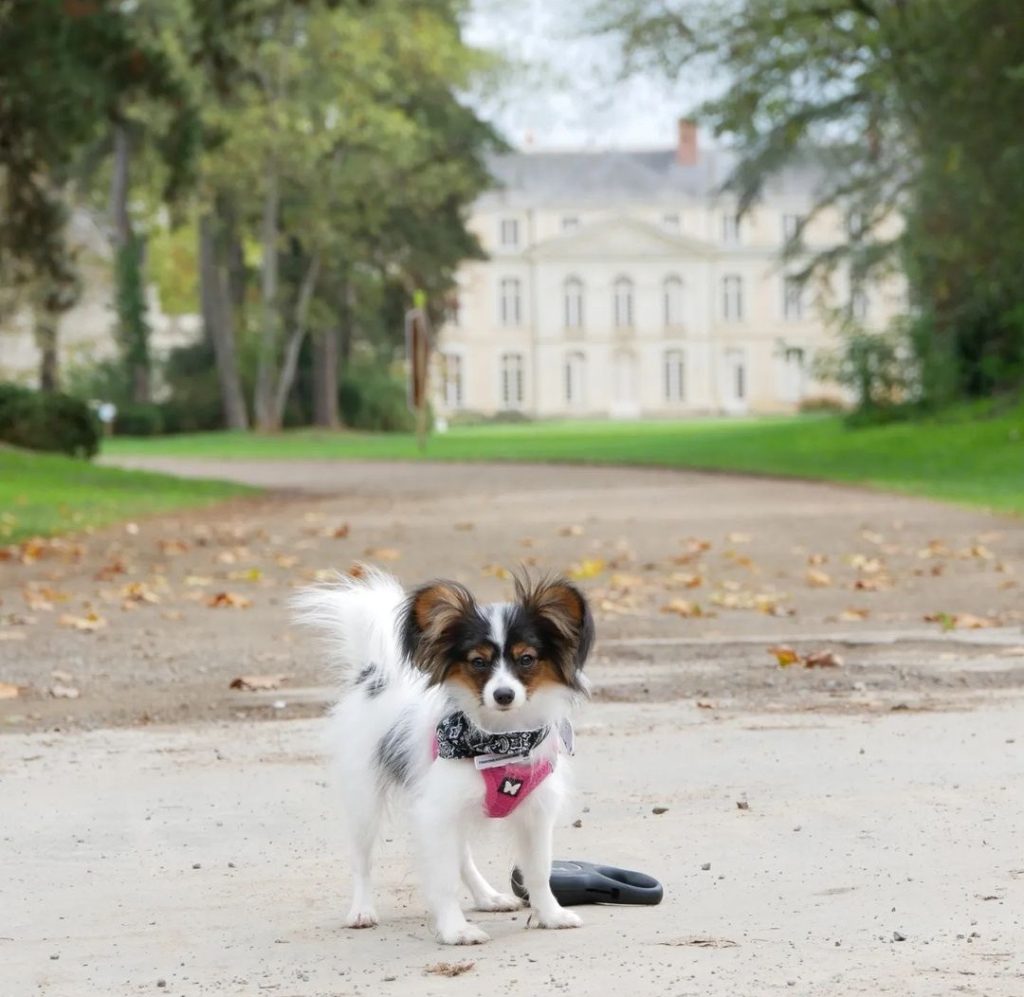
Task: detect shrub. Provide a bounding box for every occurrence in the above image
[161,341,229,433]
[113,402,164,437]
[798,395,846,414]
[0,383,100,458]
[339,363,416,432]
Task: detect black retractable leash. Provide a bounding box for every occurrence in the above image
[510,860,664,907]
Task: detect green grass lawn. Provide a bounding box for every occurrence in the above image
[103,404,1024,515]
[0,448,254,543]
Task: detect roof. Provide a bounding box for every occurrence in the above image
[477,148,825,209]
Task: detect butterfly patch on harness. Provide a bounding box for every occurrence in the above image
[499,777,524,797]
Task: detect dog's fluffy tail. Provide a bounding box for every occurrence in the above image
[292,567,407,685]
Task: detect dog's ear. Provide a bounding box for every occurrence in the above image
[515,575,595,681]
[400,580,478,684]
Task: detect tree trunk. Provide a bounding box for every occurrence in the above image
[199,211,249,430]
[271,252,321,427]
[312,326,339,427]
[34,306,60,393]
[110,121,151,404]
[254,164,280,430]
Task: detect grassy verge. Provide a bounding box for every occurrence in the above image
[102,405,1024,515]
[0,448,254,543]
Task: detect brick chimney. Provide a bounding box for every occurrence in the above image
[676,118,698,166]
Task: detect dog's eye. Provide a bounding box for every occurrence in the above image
[518,653,537,669]
[469,656,488,670]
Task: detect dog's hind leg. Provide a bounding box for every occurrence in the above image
[340,766,383,928]
[461,843,522,912]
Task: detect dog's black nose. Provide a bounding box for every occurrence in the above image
[493,687,515,706]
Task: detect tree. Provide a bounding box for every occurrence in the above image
[592,0,1024,402]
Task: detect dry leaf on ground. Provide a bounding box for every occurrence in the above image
[158,539,190,555]
[363,547,400,562]
[804,650,844,668]
[50,684,80,699]
[58,612,107,632]
[0,682,20,699]
[769,645,800,667]
[206,592,252,609]
[229,674,289,691]
[568,558,605,581]
[559,524,584,537]
[424,962,475,977]
[726,532,751,544]
[661,598,704,618]
[121,582,160,605]
[838,607,870,622]
[659,937,738,949]
[481,563,511,580]
[924,612,995,630]
[806,568,832,588]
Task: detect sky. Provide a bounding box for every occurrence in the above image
[464,0,697,152]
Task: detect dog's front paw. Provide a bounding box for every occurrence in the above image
[473,891,523,913]
[532,906,582,930]
[345,908,379,929]
[436,922,490,946]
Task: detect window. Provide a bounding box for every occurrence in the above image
[441,353,463,408]
[500,352,524,408]
[722,275,744,322]
[563,277,584,329]
[613,277,634,328]
[662,213,680,230]
[725,348,747,402]
[564,351,586,406]
[782,214,804,242]
[499,277,521,327]
[663,276,684,328]
[561,216,580,232]
[721,213,741,244]
[851,285,869,321]
[499,217,519,248]
[783,276,804,321]
[780,346,805,403]
[664,349,685,402]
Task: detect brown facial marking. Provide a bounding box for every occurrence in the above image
[520,657,566,694]
[447,645,495,699]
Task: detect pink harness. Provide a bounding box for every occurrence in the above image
[430,732,559,819]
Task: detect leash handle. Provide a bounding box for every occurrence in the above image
[511,859,664,907]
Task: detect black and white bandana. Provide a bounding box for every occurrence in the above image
[436,711,550,767]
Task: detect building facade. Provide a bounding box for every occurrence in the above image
[435,124,903,419]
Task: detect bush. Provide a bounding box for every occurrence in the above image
[339,363,417,432]
[161,341,228,433]
[798,395,846,414]
[113,402,164,437]
[0,383,100,458]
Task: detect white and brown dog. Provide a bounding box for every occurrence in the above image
[295,568,594,945]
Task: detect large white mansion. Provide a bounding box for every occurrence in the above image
[434,123,902,419]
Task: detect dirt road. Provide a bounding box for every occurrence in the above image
[2,460,1023,994]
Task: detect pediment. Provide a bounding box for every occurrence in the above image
[529,215,717,261]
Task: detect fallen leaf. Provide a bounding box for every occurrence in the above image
[424,962,475,977]
[161,609,184,622]
[206,592,252,609]
[94,559,128,581]
[51,670,73,683]
[805,568,832,588]
[49,684,80,699]
[838,607,870,622]
[804,649,843,668]
[726,532,751,544]
[481,563,511,580]
[0,682,20,699]
[274,554,300,569]
[185,575,213,587]
[363,547,401,562]
[807,553,828,566]
[696,700,715,709]
[668,571,703,589]
[853,577,889,591]
[568,557,605,581]
[924,612,994,630]
[769,645,800,667]
[229,674,289,691]
[157,539,190,555]
[120,581,160,605]
[661,598,704,618]
[736,800,750,810]
[559,525,584,537]
[659,937,738,949]
[454,522,475,531]
[227,568,263,582]
[58,612,107,632]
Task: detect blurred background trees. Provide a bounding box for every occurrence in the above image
[0,0,497,433]
[594,0,1024,411]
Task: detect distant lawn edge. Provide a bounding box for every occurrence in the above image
[0,448,258,543]
[100,409,1024,517]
